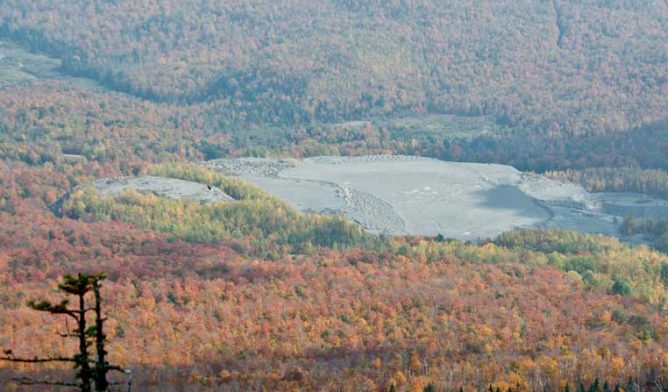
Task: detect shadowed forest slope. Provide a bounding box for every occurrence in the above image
[0,0,665,135]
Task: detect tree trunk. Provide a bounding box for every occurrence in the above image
[93,280,110,392]
[78,292,93,392]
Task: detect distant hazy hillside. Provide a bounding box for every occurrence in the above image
[1,0,666,134]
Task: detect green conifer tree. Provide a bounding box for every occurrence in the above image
[0,273,128,392]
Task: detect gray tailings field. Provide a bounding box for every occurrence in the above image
[206,156,668,240]
[52,176,234,216]
[89,176,234,204]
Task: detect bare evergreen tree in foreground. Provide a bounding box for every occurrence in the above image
[1,273,131,392]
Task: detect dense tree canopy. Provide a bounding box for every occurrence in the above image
[0,1,667,390]
[1,159,667,390]
[0,0,666,136]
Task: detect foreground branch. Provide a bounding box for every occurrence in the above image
[107,365,130,373]
[0,356,76,363]
[13,377,78,387]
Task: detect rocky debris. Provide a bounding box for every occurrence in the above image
[204,158,297,177]
[205,155,668,240]
[338,186,406,234]
[304,155,431,165]
[90,176,234,203]
[519,173,594,207]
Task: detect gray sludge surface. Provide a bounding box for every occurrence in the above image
[90,176,234,204]
[207,155,664,240]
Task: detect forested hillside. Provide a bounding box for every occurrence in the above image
[1,1,667,390]
[1,0,667,183]
[0,0,666,136]
[1,158,667,390]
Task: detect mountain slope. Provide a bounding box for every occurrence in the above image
[1,0,666,134]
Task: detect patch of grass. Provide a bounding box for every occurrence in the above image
[383,114,509,140]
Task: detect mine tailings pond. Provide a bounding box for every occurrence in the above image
[204,155,668,241]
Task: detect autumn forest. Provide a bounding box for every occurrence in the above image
[0,0,667,391]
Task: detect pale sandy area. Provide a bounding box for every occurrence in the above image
[207,156,639,239]
[86,156,667,241]
[90,176,233,204]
